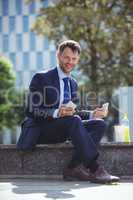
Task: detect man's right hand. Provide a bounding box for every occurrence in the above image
[58,105,75,117]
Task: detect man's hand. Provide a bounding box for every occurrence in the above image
[58,105,75,117]
[92,107,108,119]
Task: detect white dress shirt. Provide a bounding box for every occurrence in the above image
[53,66,93,119]
[53,65,71,118]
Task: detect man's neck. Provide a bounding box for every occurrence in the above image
[57,65,70,79]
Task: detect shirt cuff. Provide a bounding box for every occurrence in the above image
[89,111,94,119]
[53,109,59,118]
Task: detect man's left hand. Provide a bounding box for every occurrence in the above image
[92,107,108,119]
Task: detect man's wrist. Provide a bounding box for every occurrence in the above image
[53,109,59,118]
[90,111,94,119]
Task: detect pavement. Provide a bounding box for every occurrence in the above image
[0,178,133,200]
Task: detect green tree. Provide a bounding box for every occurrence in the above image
[29,0,133,103]
[0,56,24,131]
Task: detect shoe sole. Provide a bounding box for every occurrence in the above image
[63,176,120,183]
[63,176,90,181]
[90,179,120,184]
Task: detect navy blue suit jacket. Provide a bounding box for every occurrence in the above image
[17,67,91,150]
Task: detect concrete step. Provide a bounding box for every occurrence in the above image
[0,143,133,178]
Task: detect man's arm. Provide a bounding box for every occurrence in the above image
[76,107,108,120]
[26,73,56,120]
[71,81,107,120]
[70,80,92,120]
[75,109,92,120]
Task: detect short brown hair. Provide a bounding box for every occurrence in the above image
[57,40,81,54]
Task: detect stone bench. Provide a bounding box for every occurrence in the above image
[0,143,133,178]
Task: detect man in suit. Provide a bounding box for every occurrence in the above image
[17,40,119,183]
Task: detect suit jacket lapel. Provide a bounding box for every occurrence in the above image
[50,68,78,106]
[69,78,78,103]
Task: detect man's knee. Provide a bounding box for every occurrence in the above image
[64,115,82,124]
[94,119,106,130]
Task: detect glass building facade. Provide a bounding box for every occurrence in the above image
[0,0,133,144]
[0,0,57,88]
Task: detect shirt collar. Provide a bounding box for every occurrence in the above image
[57,65,71,80]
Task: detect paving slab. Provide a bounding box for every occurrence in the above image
[0,178,133,200]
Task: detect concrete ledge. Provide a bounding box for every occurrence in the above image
[0,143,133,177]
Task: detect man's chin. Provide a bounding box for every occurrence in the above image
[61,65,73,74]
[65,67,73,73]
[65,69,72,74]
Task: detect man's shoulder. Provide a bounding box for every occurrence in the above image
[33,67,57,78]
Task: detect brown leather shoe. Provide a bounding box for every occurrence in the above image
[89,166,120,184]
[63,165,90,181]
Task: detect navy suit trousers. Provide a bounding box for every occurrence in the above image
[37,115,106,167]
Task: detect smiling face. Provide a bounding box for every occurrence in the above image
[57,47,80,74]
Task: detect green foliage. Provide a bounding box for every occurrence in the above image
[29,0,133,100]
[0,56,25,131]
[0,56,15,89]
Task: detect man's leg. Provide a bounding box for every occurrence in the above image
[69,119,106,165]
[83,119,106,147]
[37,115,99,180]
[63,117,119,183]
[82,119,120,183]
[38,116,119,182]
[37,118,69,144]
[38,116,98,164]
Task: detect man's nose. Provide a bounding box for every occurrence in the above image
[68,58,73,63]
